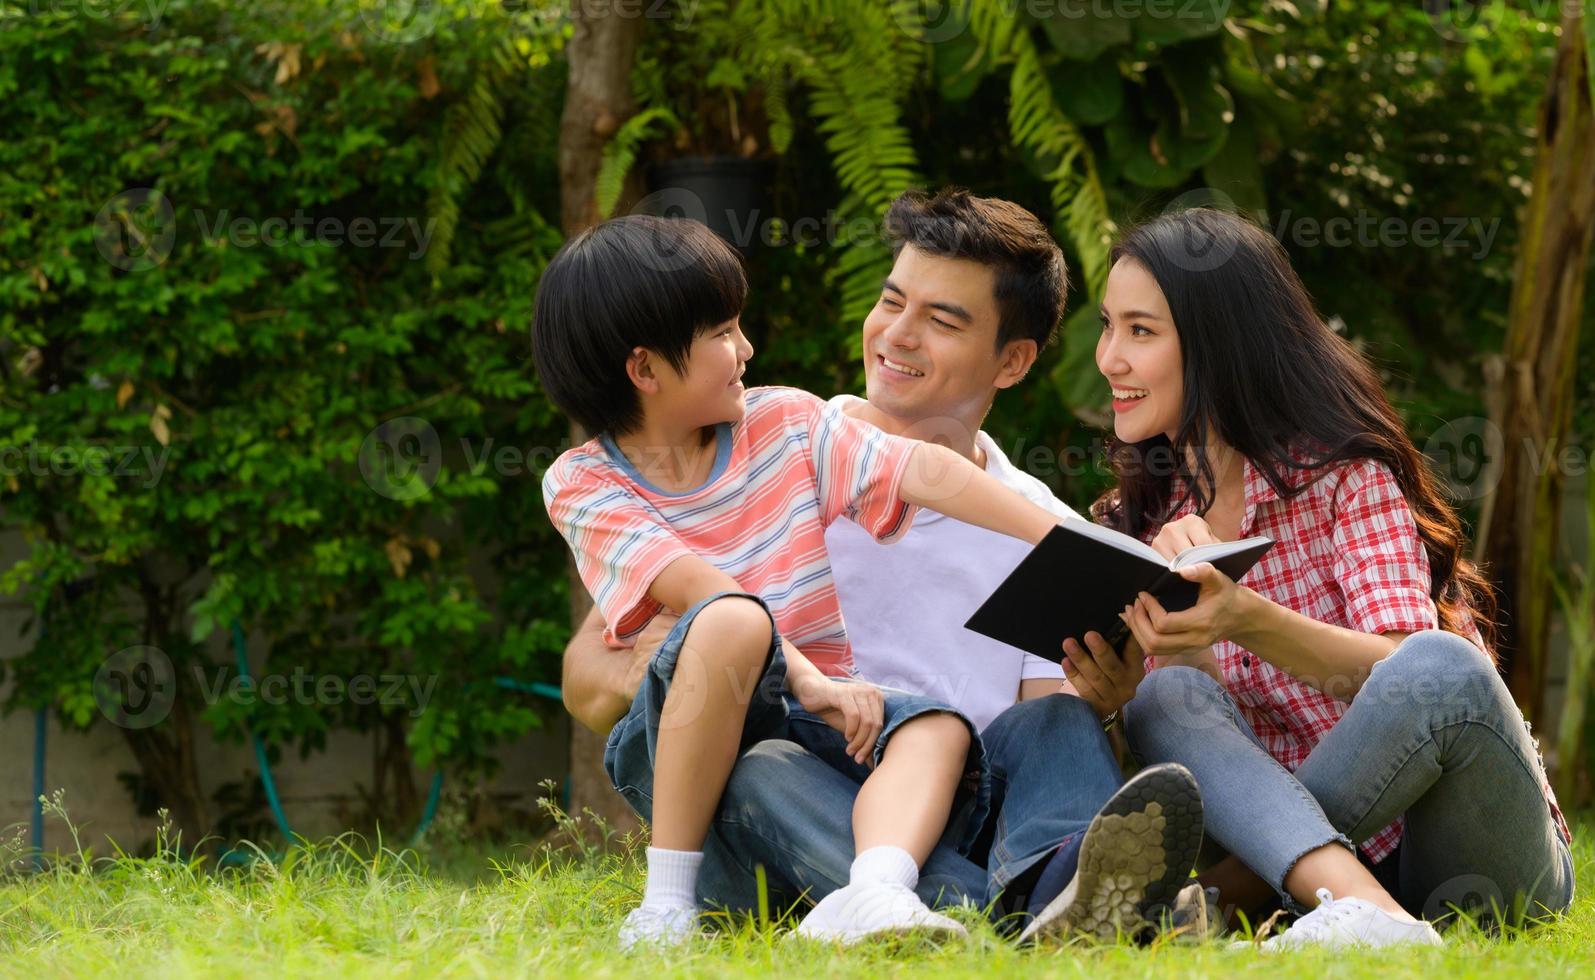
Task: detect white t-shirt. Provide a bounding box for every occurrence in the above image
[824,394,1081,732]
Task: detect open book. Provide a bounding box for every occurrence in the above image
[964,520,1273,663]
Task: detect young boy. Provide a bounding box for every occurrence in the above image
[534,215,1063,947]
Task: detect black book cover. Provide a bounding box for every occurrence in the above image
[964,522,1274,663]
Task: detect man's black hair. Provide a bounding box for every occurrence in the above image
[884,188,1068,351]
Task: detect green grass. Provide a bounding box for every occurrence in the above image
[1,795,1591,978]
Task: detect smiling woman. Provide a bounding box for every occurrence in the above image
[1090,208,1574,946]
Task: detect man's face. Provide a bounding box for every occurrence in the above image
[861,245,1035,433]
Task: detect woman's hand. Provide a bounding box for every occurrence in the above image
[1150,514,1221,561]
[790,674,885,767]
[1121,562,1250,659]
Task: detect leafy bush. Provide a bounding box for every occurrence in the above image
[0,0,573,839]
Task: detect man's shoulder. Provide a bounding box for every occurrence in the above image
[977,431,1080,521]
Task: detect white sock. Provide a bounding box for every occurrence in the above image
[642,847,702,909]
[849,845,919,890]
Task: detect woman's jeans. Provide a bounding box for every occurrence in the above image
[1124,630,1574,924]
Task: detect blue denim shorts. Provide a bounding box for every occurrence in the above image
[602,591,992,851]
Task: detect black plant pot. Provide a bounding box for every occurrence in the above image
[646,156,772,253]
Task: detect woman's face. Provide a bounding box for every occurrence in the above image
[1096,256,1184,444]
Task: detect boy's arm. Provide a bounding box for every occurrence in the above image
[899,442,1060,545]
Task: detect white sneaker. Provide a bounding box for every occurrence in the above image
[618,904,700,949]
[1258,888,1443,950]
[794,880,969,945]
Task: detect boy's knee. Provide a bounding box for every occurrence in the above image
[888,711,971,758]
[680,595,773,671]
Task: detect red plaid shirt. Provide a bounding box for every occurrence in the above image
[1139,452,1571,863]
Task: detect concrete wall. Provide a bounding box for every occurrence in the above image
[0,529,569,857]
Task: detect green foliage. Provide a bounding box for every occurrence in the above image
[1,0,1580,835]
[597,107,681,218]
[0,0,572,831]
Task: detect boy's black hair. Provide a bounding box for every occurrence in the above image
[884,188,1068,352]
[532,215,747,435]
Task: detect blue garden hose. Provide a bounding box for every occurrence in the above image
[225,620,564,862]
[31,708,45,871]
[32,606,564,870]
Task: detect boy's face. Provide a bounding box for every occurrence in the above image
[650,316,755,430]
[861,245,1035,431]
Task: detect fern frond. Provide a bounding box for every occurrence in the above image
[595,107,681,218]
[427,37,518,275]
[974,15,1114,297]
[764,64,792,153]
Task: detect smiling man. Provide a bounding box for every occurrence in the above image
[559,189,1206,943]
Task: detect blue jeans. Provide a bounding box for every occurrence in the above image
[1123,630,1575,924]
[602,592,992,896]
[699,692,1125,917]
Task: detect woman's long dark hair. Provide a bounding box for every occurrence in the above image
[1090,208,1498,655]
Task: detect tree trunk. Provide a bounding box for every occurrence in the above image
[118,574,212,854]
[557,0,645,840]
[1475,10,1595,723]
[121,693,210,854]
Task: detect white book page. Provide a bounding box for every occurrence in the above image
[1062,517,1168,566]
[1171,536,1272,570]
